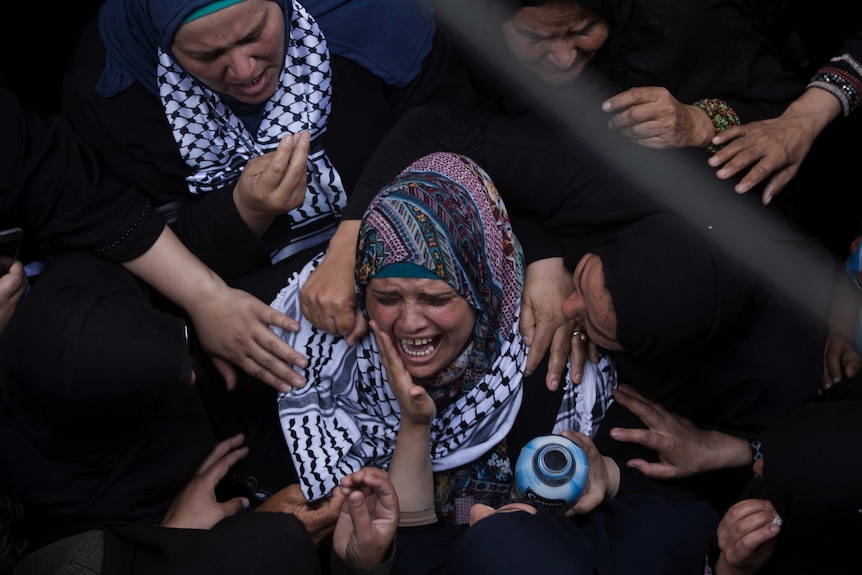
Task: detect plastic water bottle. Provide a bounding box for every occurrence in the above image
[512,434,589,512]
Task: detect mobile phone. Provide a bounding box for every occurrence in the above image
[0,227,23,276]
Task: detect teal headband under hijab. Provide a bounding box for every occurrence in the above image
[183,0,245,23]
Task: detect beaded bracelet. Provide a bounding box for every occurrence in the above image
[694,98,740,153]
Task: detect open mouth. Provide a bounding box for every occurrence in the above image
[399,337,437,357]
[240,73,264,87]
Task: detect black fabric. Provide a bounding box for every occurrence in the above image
[451,495,718,575]
[12,512,321,575]
[753,381,862,575]
[0,85,163,263]
[564,0,803,122]
[0,252,213,549]
[102,512,319,575]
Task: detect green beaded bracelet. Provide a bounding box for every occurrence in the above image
[694,98,740,153]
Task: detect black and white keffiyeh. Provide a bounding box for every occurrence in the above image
[272,253,617,501]
[272,252,525,501]
[157,0,345,263]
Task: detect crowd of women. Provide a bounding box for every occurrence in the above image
[1,0,860,574]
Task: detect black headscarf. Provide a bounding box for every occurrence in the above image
[758,383,862,574]
[585,210,825,436]
[493,0,802,121]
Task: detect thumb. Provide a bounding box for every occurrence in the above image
[211,356,238,391]
[222,496,250,518]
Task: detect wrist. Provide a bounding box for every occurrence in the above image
[693,99,740,153]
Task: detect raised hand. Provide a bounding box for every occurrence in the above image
[233,132,310,237]
[608,384,750,479]
[520,257,576,390]
[332,467,400,568]
[715,499,780,575]
[161,433,250,529]
[300,220,367,345]
[371,319,435,425]
[370,319,436,524]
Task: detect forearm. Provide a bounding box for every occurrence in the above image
[389,423,435,525]
[121,225,227,316]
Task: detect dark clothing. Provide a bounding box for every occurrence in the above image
[0,252,212,549]
[579,0,804,122]
[746,376,862,575]
[451,494,717,575]
[12,512,322,575]
[0,86,163,263]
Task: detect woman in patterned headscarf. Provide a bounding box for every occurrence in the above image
[272,152,616,526]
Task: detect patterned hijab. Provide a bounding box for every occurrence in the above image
[96,0,346,262]
[355,152,524,400]
[272,152,528,503]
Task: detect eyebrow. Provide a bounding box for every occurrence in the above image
[577,257,618,343]
[513,17,601,41]
[184,14,267,59]
[369,287,457,299]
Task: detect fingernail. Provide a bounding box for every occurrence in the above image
[601,101,611,112]
[735,184,747,194]
[573,372,582,384]
[524,369,534,377]
[763,194,772,205]
[279,383,292,394]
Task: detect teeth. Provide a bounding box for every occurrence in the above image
[241,74,262,87]
[399,337,435,357]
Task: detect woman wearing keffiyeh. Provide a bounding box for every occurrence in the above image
[272,152,616,526]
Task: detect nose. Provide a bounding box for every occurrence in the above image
[545,40,577,69]
[227,49,256,80]
[396,302,428,333]
[561,291,585,325]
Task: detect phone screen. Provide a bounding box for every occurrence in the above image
[0,227,23,276]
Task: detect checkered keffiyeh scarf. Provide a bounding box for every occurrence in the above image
[156,0,346,262]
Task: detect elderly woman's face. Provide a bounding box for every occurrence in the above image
[501,1,609,85]
[172,0,285,104]
[365,277,476,382]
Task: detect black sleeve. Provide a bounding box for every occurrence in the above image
[0,85,163,262]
